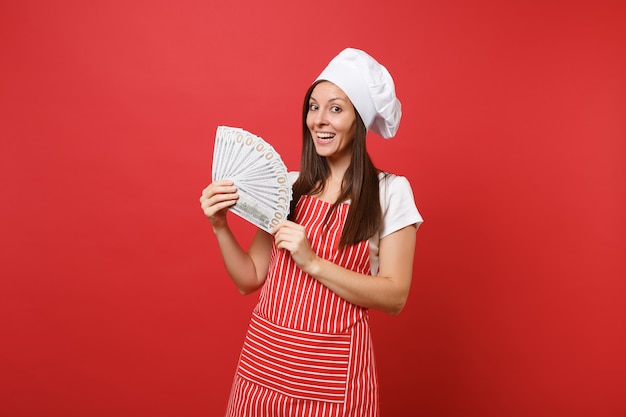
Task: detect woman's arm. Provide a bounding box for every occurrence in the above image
[212,226,273,295]
[273,221,417,315]
[200,181,274,294]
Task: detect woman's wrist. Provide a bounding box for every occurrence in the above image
[304,255,324,277]
[211,221,230,235]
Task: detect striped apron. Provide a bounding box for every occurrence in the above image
[226,195,379,416]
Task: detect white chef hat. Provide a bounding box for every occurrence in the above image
[315,48,402,139]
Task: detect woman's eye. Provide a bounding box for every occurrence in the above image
[331,106,341,112]
[309,103,319,111]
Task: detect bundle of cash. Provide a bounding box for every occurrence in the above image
[212,126,292,233]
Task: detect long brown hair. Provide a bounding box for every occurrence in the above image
[289,80,382,248]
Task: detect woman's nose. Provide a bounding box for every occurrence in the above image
[314,110,327,125]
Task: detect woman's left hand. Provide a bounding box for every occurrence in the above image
[271,221,319,274]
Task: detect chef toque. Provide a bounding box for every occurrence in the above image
[315,48,402,139]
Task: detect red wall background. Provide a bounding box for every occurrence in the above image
[1,1,625,416]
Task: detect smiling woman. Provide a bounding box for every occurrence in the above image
[306,81,357,163]
[3,1,624,416]
[200,48,423,416]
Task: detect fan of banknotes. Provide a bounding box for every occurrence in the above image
[212,126,292,233]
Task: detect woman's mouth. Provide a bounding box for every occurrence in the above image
[316,132,336,142]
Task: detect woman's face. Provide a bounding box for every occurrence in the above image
[306,81,357,163]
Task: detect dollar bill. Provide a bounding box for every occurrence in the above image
[212,126,292,233]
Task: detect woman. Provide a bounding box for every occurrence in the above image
[200,48,423,416]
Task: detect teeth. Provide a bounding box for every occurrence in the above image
[317,133,335,139]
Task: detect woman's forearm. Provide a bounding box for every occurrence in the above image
[212,225,272,295]
[304,226,416,315]
[305,259,410,315]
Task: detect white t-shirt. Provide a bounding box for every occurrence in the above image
[287,171,423,276]
[369,172,423,276]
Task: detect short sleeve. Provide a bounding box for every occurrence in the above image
[379,174,423,238]
[288,171,300,185]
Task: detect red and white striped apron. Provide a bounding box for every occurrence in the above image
[226,195,379,416]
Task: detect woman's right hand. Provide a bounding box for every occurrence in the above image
[199,180,239,229]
